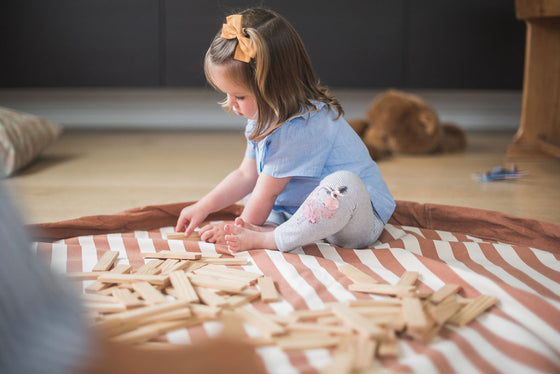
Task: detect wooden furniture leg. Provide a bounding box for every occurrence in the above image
[507,0,560,158]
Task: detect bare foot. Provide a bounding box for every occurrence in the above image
[224,218,278,252]
[234,217,277,232]
[199,221,234,244]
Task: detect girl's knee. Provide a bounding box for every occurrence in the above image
[321,170,361,187]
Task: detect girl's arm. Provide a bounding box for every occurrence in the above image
[241,172,292,225]
[176,157,258,236]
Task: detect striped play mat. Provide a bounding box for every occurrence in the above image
[29,201,560,374]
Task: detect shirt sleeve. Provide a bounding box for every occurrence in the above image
[261,116,335,178]
[245,140,256,159]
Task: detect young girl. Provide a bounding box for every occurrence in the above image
[175,7,395,253]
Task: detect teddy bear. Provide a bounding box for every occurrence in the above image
[348,90,467,160]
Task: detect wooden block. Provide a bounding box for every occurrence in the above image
[81,293,120,304]
[85,302,127,314]
[291,308,333,321]
[225,288,261,308]
[353,334,377,371]
[187,273,247,293]
[346,298,401,307]
[258,276,279,303]
[142,308,192,324]
[132,281,169,305]
[275,334,340,350]
[377,316,406,332]
[184,261,207,273]
[236,305,286,337]
[141,250,202,260]
[447,295,497,326]
[100,300,191,336]
[65,272,105,281]
[401,297,429,333]
[169,270,199,303]
[338,264,378,284]
[287,322,351,335]
[112,317,206,344]
[136,259,164,275]
[427,296,461,325]
[190,303,222,319]
[85,264,132,294]
[92,250,119,272]
[430,284,461,304]
[167,260,191,273]
[195,264,261,285]
[112,288,145,309]
[97,273,169,286]
[166,231,202,241]
[159,259,180,275]
[397,271,419,287]
[195,287,229,307]
[377,329,399,358]
[201,257,249,265]
[348,283,414,297]
[350,305,402,317]
[329,303,385,338]
[321,342,354,374]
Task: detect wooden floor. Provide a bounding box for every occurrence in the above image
[6,129,560,225]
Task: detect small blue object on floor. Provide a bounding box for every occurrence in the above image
[473,164,528,182]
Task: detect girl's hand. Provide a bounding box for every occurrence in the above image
[175,203,209,238]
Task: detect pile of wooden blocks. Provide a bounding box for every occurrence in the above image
[67,248,497,373]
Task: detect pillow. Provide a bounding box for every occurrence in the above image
[0,107,62,177]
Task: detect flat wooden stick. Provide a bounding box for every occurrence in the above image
[135,259,164,275]
[65,272,105,281]
[447,295,497,326]
[86,264,132,294]
[141,250,202,260]
[97,273,169,286]
[166,231,202,241]
[430,284,461,304]
[338,264,378,284]
[275,334,340,350]
[353,334,377,371]
[132,281,169,305]
[92,250,119,272]
[258,276,279,303]
[401,297,429,333]
[329,303,385,338]
[196,264,262,283]
[236,305,286,337]
[427,296,461,325]
[159,259,181,275]
[187,273,248,293]
[200,257,249,265]
[169,270,199,303]
[348,283,413,297]
[112,288,145,309]
[397,271,419,287]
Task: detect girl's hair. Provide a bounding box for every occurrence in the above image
[204,7,344,142]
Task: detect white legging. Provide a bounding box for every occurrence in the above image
[274,170,384,252]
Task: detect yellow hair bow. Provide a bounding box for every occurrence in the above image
[221,14,256,63]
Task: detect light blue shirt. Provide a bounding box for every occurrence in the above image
[244,101,395,224]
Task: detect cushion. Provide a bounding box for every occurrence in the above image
[0,107,62,177]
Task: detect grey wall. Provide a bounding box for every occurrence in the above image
[0,0,525,89]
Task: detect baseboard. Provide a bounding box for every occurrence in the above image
[0,88,521,131]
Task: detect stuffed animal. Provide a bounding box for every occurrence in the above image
[348,90,467,160]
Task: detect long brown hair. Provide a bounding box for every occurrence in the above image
[205,8,343,142]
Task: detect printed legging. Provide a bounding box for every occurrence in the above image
[274,170,384,252]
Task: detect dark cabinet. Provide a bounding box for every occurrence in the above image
[0,0,525,89]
